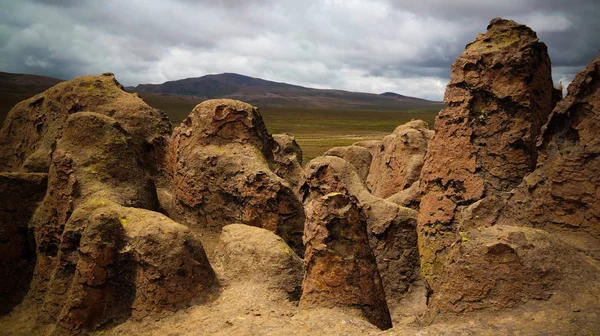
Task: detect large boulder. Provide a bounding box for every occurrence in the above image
[498,52,600,237]
[304,156,419,309]
[417,18,556,311]
[0,173,47,315]
[166,99,305,254]
[300,192,392,330]
[423,225,581,313]
[43,202,215,334]
[26,112,215,334]
[0,73,171,177]
[214,224,303,300]
[366,120,433,198]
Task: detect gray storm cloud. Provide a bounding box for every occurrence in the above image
[0,0,598,100]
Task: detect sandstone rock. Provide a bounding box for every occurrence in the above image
[272,133,305,199]
[353,139,382,158]
[498,52,600,237]
[0,173,47,315]
[300,192,392,330]
[24,112,215,333]
[166,99,305,254]
[425,225,581,313]
[214,224,303,300]
[387,181,421,210]
[30,112,160,292]
[417,18,556,311]
[0,73,171,177]
[44,201,216,333]
[304,156,419,308]
[325,145,372,181]
[367,120,433,198]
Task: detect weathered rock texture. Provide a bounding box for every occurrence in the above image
[387,181,422,210]
[26,112,215,334]
[300,192,392,330]
[0,173,47,314]
[498,52,600,237]
[304,156,419,307]
[367,120,433,198]
[325,145,372,182]
[272,133,305,199]
[166,99,305,254]
[417,18,556,311]
[214,224,303,300]
[0,73,171,176]
[353,139,382,158]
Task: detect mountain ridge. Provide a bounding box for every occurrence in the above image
[132,72,440,110]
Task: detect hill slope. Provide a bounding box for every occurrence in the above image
[133,73,440,110]
[0,71,63,93]
[0,72,64,123]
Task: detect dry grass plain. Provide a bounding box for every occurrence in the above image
[139,94,442,163]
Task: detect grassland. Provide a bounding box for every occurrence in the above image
[140,93,441,163]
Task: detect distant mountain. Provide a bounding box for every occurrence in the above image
[0,71,63,93]
[0,72,64,124]
[133,73,441,110]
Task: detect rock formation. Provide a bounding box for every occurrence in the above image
[24,112,216,333]
[0,173,47,314]
[367,120,433,198]
[272,133,305,199]
[325,145,372,181]
[417,18,556,311]
[386,181,421,210]
[498,52,600,238]
[165,99,305,254]
[214,224,303,300]
[300,192,392,330]
[0,73,171,177]
[304,156,419,310]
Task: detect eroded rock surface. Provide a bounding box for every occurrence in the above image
[300,192,392,330]
[166,99,305,254]
[498,52,600,238]
[0,173,47,314]
[367,120,433,198]
[25,112,215,334]
[325,145,372,182]
[418,18,556,311]
[0,73,171,177]
[214,224,303,300]
[272,134,305,199]
[304,156,419,310]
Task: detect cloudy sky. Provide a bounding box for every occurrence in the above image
[1,0,598,100]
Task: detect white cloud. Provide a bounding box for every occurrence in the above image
[0,0,598,101]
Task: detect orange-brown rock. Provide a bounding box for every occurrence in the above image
[25,112,215,334]
[300,192,392,330]
[498,52,600,238]
[426,225,585,313]
[367,120,433,198]
[166,99,305,254]
[43,201,216,334]
[304,156,419,309]
[418,18,555,310]
[0,73,171,177]
[0,172,47,315]
[325,145,372,181]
